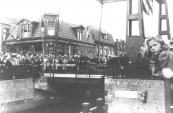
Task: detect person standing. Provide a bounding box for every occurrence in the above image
[136,47,145,64]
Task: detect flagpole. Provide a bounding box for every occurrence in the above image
[98,4,103,58]
[41,14,45,77]
[53,1,61,77]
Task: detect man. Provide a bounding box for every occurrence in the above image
[136,47,145,64]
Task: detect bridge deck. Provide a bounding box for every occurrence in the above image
[44,73,105,84]
[44,73,104,78]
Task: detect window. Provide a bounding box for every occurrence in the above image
[104,47,107,55]
[48,46,54,55]
[9,47,16,53]
[112,48,114,55]
[100,48,102,55]
[22,24,30,38]
[105,49,107,56]
[72,45,78,55]
[77,31,82,40]
[21,46,29,53]
[64,45,69,54]
[103,34,108,40]
[48,21,55,36]
[35,45,42,52]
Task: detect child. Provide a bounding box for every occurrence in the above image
[146,35,173,79]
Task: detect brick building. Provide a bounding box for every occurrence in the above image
[2,13,116,57]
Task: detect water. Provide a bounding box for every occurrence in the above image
[17,102,81,113]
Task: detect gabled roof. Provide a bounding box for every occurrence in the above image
[5,18,114,45]
[16,18,37,25]
[89,26,115,45]
[33,22,42,37]
[6,26,19,40]
[82,27,95,43]
[71,24,85,29]
[33,20,78,39]
[58,21,76,39]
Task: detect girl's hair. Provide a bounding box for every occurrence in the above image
[146,35,169,59]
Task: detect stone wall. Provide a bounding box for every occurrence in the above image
[0,78,34,104]
[105,78,172,113]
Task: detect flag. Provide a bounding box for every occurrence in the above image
[142,0,153,15]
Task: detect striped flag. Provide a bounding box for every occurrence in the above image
[142,0,153,15]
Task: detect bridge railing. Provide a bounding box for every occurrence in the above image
[44,63,152,78]
[74,63,152,79]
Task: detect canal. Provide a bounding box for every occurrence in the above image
[17,103,80,113]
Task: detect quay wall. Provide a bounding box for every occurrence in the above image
[0,78,34,103]
[0,78,57,113]
[105,78,172,113]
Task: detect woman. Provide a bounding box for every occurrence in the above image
[146,35,173,79]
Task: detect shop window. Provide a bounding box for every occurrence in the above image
[21,46,29,53]
[72,45,78,55]
[35,45,42,52]
[105,49,107,56]
[100,48,103,55]
[48,46,54,55]
[9,47,16,53]
[112,48,114,55]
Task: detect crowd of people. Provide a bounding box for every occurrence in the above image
[0,51,125,73]
[0,50,131,79]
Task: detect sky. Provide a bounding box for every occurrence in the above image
[0,0,173,42]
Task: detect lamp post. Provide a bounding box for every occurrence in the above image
[53,2,61,77]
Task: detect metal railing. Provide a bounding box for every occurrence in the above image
[0,63,153,80]
[45,63,152,78]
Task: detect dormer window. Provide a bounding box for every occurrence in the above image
[103,34,108,40]
[2,28,9,40]
[47,21,55,36]
[77,31,82,40]
[22,24,30,38]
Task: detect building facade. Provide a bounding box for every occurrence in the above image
[2,13,116,57]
